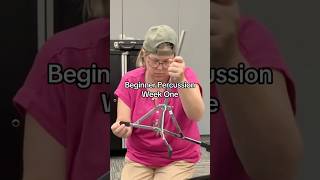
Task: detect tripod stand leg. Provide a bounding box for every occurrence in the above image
[167,106,183,135]
[120,121,159,131]
[163,129,183,138]
[160,131,173,158]
[135,105,162,124]
[182,136,210,152]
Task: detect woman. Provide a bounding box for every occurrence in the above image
[13,0,109,179]
[111,25,205,180]
[211,0,303,180]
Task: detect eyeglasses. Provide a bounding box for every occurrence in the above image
[147,54,174,68]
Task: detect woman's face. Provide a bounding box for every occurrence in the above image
[144,52,174,82]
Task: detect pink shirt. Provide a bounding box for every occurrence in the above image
[13,18,109,180]
[115,67,202,167]
[211,17,296,179]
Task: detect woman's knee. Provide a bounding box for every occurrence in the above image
[121,158,154,180]
[154,161,195,180]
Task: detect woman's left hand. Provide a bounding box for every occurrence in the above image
[168,56,186,83]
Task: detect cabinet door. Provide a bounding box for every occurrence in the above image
[0,1,38,179]
[110,40,143,152]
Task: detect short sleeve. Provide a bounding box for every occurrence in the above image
[238,17,296,113]
[184,67,203,96]
[13,43,67,146]
[114,75,132,109]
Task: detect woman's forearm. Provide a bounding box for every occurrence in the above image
[177,79,205,121]
[23,114,66,180]
[216,56,303,180]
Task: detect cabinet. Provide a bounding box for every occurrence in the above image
[0,1,37,179]
[110,40,143,152]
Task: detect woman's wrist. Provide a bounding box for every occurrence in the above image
[170,74,186,83]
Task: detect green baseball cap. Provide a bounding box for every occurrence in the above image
[143,25,177,56]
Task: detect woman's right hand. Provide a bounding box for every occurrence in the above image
[211,0,241,67]
[111,121,132,138]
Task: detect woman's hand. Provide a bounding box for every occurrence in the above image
[111,121,132,138]
[211,0,241,67]
[168,56,186,83]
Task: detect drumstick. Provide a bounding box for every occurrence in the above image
[169,30,186,83]
[177,30,186,56]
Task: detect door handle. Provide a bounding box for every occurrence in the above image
[11,118,21,128]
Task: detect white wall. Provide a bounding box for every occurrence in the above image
[111,0,210,135]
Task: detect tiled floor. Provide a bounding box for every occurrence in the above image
[110,135,210,180]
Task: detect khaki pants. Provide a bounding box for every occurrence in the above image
[121,157,195,180]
